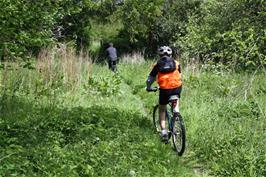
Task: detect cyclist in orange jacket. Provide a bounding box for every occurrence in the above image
[146,46,182,141]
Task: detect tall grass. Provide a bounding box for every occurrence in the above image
[182,65,266,176]
[118,61,266,176]
[0,50,197,177]
[37,45,92,91]
[0,45,93,118]
[120,51,145,64]
[1,52,265,176]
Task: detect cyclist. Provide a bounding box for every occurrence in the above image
[146,46,182,141]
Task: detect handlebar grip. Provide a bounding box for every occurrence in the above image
[146,87,158,92]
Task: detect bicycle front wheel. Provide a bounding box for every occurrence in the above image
[172,114,186,156]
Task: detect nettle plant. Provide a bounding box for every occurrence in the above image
[84,74,122,97]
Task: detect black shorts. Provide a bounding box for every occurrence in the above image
[159,87,182,105]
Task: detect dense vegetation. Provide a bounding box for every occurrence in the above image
[0,50,196,176]
[1,0,265,68]
[1,49,265,176]
[1,0,266,176]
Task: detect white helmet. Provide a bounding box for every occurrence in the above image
[158,46,172,56]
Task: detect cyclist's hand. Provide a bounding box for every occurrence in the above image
[146,87,151,92]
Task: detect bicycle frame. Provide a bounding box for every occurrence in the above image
[165,100,177,139]
[148,87,186,156]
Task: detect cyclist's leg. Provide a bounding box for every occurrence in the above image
[159,89,169,139]
[171,87,182,114]
[173,98,180,113]
[159,104,167,129]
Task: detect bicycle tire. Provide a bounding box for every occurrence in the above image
[172,114,186,156]
[152,105,160,133]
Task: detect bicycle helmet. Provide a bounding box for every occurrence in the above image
[158,46,172,56]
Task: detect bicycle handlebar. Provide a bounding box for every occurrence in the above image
[146,87,158,92]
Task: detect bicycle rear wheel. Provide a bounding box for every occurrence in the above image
[172,114,186,156]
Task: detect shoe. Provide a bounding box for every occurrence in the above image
[161,129,168,141]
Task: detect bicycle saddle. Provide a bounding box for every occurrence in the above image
[169,95,179,101]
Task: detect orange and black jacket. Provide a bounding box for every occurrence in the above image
[149,60,182,89]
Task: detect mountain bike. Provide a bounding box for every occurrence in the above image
[147,87,186,156]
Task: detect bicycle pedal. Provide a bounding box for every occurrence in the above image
[164,141,169,144]
[161,137,169,143]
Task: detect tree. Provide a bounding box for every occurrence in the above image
[116,0,164,53]
[177,0,266,68]
[0,0,95,59]
[0,0,60,59]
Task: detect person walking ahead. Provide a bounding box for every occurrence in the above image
[146,46,182,141]
[106,42,118,72]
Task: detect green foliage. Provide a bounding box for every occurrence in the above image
[56,0,95,50]
[0,0,96,59]
[178,0,266,69]
[214,28,265,68]
[0,0,60,59]
[153,0,202,46]
[114,0,206,55]
[182,70,266,177]
[116,0,164,52]
[84,74,122,96]
[119,62,266,176]
[2,0,265,70]
[88,20,123,59]
[1,6,266,173]
[0,59,196,176]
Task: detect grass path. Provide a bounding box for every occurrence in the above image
[116,69,210,177]
[1,59,265,176]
